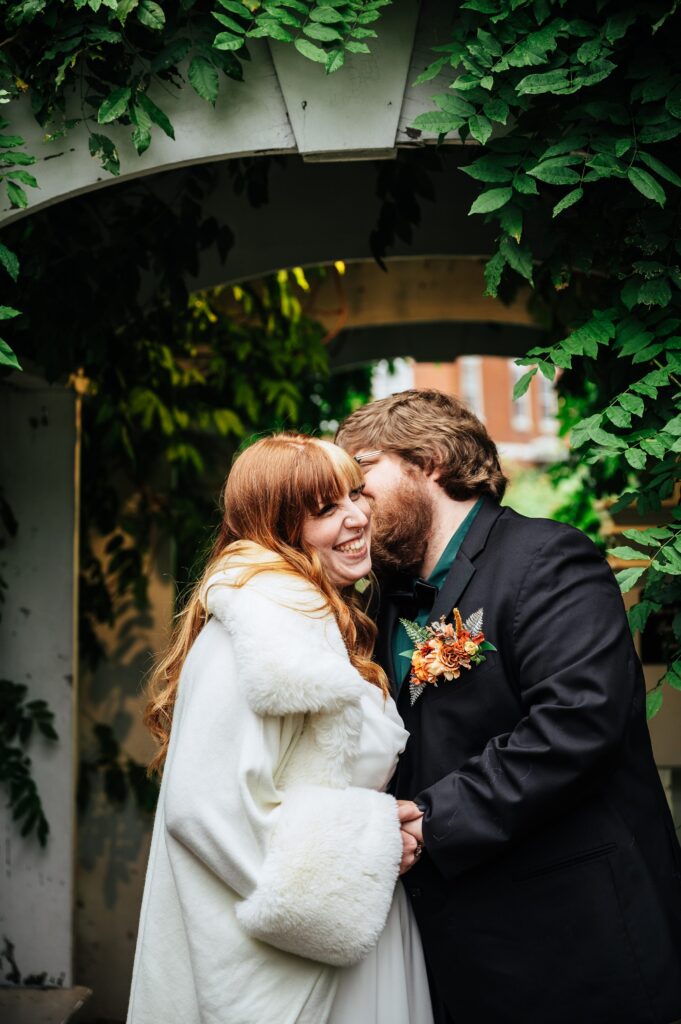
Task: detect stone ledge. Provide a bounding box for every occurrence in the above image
[0,986,92,1024]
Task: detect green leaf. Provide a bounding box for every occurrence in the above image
[412,57,449,87]
[552,187,583,217]
[6,181,27,208]
[500,236,533,283]
[483,248,506,298]
[129,102,152,154]
[0,336,21,369]
[304,23,341,42]
[411,111,462,134]
[345,41,371,54]
[117,0,139,23]
[461,157,511,185]
[215,28,246,48]
[528,156,582,185]
[137,94,175,139]
[667,666,681,692]
[294,38,328,63]
[608,545,646,561]
[483,98,509,124]
[468,114,493,144]
[605,405,631,428]
[433,93,475,117]
[310,5,344,22]
[513,366,537,399]
[137,0,165,29]
[627,600,661,634]
[325,49,344,74]
[0,242,19,281]
[513,173,539,195]
[517,69,570,95]
[213,11,246,32]
[6,169,37,188]
[619,393,645,417]
[216,0,252,13]
[646,687,663,720]
[188,56,219,104]
[88,132,120,176]
[624,447,647,470]
[615,566,645,594]
[628,167,666,207]
[638,152,681,188]
[469,187,513,215]
[97,86,131,124]
[499,203,522,241]
[0,151,36,166]
[638,278,672,306]
[640,437,667,459]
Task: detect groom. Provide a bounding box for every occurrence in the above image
[337,389,681,1024]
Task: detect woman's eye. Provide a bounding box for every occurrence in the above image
[318,502,336,516]
[350,485,366,500]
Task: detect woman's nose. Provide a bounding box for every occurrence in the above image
[344,500,369,527]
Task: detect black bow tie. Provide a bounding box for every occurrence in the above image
[386,575,438,615]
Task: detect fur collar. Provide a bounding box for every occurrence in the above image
[204,544,364,718]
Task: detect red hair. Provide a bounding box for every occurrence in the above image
[144,434,388,774]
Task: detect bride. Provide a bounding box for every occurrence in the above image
[126,434,434,1024]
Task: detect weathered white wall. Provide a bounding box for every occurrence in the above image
[75,536,173,1024]
[0,372,79,986]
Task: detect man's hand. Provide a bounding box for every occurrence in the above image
[397,800,424,874]
[399,827,419,875]
[398,800,424,840]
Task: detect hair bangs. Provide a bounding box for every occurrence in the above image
[295,439,364,515]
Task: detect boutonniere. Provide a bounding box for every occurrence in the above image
[399,608,497,706]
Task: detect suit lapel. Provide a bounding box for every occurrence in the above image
[428,496,504,622]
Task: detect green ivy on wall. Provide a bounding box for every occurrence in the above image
[410,0,681,716]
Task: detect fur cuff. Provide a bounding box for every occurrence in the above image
[236,785,402,966]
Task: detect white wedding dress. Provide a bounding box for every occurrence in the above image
[328,684,435,1024]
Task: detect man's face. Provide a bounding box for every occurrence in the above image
[352,450,433,576]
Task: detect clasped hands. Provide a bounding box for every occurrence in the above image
[397,799,424,875]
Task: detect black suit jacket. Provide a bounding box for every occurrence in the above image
[378,497,681,1024]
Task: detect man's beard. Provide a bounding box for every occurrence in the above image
[369,476,433,577]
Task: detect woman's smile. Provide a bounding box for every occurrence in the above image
[302,485,372,587]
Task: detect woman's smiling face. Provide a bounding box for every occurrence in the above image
[301,483,372,588]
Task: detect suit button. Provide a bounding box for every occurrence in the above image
[410,887,422,898]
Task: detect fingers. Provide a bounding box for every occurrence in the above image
[400,816,423,843]
[399,828,418,875]
[397,799,423,824]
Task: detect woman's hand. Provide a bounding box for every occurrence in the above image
[397,800,424,874]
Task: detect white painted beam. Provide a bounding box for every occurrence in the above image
[0,372,79,987]
[269,0,419,160]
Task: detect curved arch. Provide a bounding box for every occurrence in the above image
[0,0,457,228]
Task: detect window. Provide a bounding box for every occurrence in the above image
[458,356,484,419]
[538,372,557,432]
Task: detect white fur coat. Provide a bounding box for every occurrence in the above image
[126,549,403,1024]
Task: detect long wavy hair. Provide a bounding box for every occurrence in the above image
[144,433,388,774]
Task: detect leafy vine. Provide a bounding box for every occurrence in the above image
[409,0,681,716]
